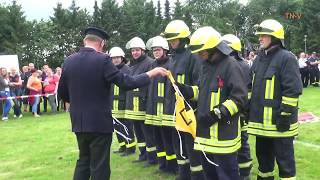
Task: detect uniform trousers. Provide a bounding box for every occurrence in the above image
[201,152,240,180]
[73,132,112,180]
[256,136,296,180]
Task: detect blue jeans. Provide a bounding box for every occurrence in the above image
[0,91,12,118]
[32,96,40,113]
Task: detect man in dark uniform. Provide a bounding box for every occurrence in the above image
[109,46,136,156]
[178,26,247,180]
[124,37,157,165]
[308,52,319,86]
[162,20,205,180]
[145,36,178,173]
[248,19,303,180]
[58,27,168,180]
[222,34,253,180]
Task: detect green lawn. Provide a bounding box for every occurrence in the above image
[0,87,319,180]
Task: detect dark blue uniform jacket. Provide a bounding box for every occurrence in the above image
[58,47,150,133]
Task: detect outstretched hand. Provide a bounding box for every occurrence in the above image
[146,67,168,78]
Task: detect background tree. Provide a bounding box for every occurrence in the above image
[0,0,319,69]
[164,0,171,25]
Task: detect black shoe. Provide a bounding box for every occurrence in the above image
[164,166,178,175]
[240,175,250,180]
[113,147,125,154]
[175,176,190,180]
[157,167,177,175]
[132,154,147,163]
[121,149,136,156]
[144,160,157,167]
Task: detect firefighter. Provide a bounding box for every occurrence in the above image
[221,34,253,180]
[248,19,303,180]
[109,47,136,156]
[125,37,157,165]
[177,26,247,180]
[162,20,205,180]
[145,36,178,173]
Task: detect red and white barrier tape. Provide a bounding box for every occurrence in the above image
[0,93,56,100]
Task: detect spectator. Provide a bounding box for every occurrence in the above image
[55,67,67,111]
[0,68,12,121]
[298,52,309,87]
[21,66,30,112]
[28,63,35,70]
[9,67,23,118]
[55,67,62,77]
[246,51,256,67]
[44,68,59,113]
[308,52,319,86]
[27,69,42,117]
[41,65,49,112]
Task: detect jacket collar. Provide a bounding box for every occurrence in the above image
[116,62,125,69]
[263,45,281,56]
[208,50,227,65]
[80,47,96,52]
[156,56,169,65]
[131,54,146,66]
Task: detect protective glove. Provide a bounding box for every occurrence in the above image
[276,112,291,132]
[197,111,218,128]
[175,82,194,100]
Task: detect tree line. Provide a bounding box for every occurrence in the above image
[0,0,319,68]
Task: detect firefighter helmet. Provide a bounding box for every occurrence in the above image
[163,20,191,40]
[221,34,242,52]
[190,26,232,55]
[125,37,146,50]
[255,19,284,40]
[146,36,169,50]
[109,47,125,58]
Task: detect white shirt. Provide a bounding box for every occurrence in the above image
[4,79,10,91]
[298,58,307,68]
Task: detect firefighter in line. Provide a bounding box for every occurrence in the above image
[248,19,303,180]
[109,47,136,156]
[221,34,253,180]
[177,26,247,180]
[125,37,157,165]
[145,36,178,173]
[162,20,205,180]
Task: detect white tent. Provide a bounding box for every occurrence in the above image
[0,55,20,73]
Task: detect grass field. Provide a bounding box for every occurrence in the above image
[0,87,319,180]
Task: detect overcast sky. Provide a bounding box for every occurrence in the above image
[1,0,247,21]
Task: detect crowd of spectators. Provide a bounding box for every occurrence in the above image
[245,51,320,88]
[0,63,66,121]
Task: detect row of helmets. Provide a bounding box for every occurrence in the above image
[110,36,169,58]
[110,19,284,57]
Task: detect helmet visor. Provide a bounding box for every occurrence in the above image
[255,26,274,34]
[189,44,205,53]
[163,32,180,39]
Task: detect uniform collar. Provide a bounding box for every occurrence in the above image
[263,45,281,56]
[116,62,125,69]
[208,50,227,65]
[131,54,146,66]
[156,56,169,65]
[80,47,96,52]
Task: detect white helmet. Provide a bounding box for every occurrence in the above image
[146,36,169,50]
[109,47,125,58]
[125,37,146,50]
